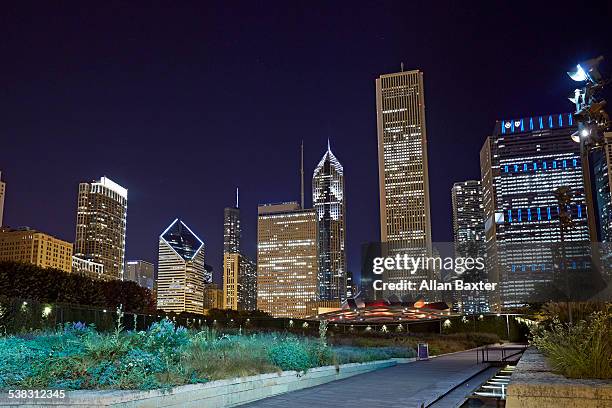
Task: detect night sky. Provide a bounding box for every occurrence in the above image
[2,1,611,285]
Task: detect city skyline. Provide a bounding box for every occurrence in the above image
[2,3,611,284]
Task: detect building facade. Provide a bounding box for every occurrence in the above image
[312,141,347,301]
[0,172,5,227]
[239,254,257,311]
[223,203,241,310]
[72,256,105,278]
[125,260,155,289]
[375,69,433,297]
[222,198,258,311]
[0,227,73,272]
[451,180,487,313]
[74,176,127,280]
[256,202,318,318]
[480,113,591,308]
[451,181,485,246]
[590,132,612,242]
[157,219,208,314]
[223,252,240,310]
[203,283,224,310]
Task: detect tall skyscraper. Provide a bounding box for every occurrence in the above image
[480,113,591,308]
[257,202,318,318]
[312,140,347,301]
[0,227,73,273]
[451,180,487,313]
[157,219,208,314]
[125,260,155,290]
[0,171,5,227]
[223,193,241,310]
[451,180,485,246]
[223,190,258,311]
[375,69,432,297]
[74,176,127,280]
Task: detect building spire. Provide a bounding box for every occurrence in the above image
[300,140,305,209]
[235,187,239,208]
[327,137,331,152]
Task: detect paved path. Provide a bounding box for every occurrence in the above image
[241,349,491,408]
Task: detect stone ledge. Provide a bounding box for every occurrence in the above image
[506,347,612,408]
[0,359,397,407]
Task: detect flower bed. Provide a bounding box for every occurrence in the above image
[0,319,414,391]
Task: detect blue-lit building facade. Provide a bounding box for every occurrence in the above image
[480,113,591,308]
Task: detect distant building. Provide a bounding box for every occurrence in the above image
[203,283,224,310]
[157,219,208,314]
[451,180,487,313]
[239,255,257,311]
[0,227,72,272]
[223,252,240,310]
[376,69,433,298]
[451,181,485,246]
[312,141,347,301]
[74,176,127,280]
[346,270,355,298]
[257,202,318,318]
[0,171,5,227]
[480,113,591,308]
[125,260,155,289]
[72,256,104,278]
[306,300,342,317]
[222,192,258,311]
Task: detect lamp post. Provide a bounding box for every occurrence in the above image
[567,56,610,242]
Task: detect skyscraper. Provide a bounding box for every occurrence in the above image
[157,218,208,314]
[74,176,127,280]
[0,171,5,227]
[451,180,485,246]
[312,140,347,301]
[125,260,155,290]
[375,69,432,297]
[480,113,591,307]
[223,194,241,310]
[257,202,318,318]
[451,180,487,313]
[222,190,258,311]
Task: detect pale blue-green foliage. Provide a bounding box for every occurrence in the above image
[143,319,189,353]
[0,319,415,390]
[268,338,316,372]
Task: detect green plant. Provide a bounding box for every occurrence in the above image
[268,338,312,372]
[530,310,612,379]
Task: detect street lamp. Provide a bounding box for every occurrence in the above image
[567,56,610,242]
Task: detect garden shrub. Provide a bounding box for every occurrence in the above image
[530,310,612,379]
[268,338,312,372]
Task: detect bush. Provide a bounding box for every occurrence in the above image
[268,338,313,372]
[530,310,611,379]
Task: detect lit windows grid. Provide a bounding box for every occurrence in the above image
[257,209,318,318]
[377,70,431,253]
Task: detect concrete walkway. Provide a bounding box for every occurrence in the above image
[241,349,491,408]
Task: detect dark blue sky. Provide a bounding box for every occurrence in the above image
[2,1,611,284]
